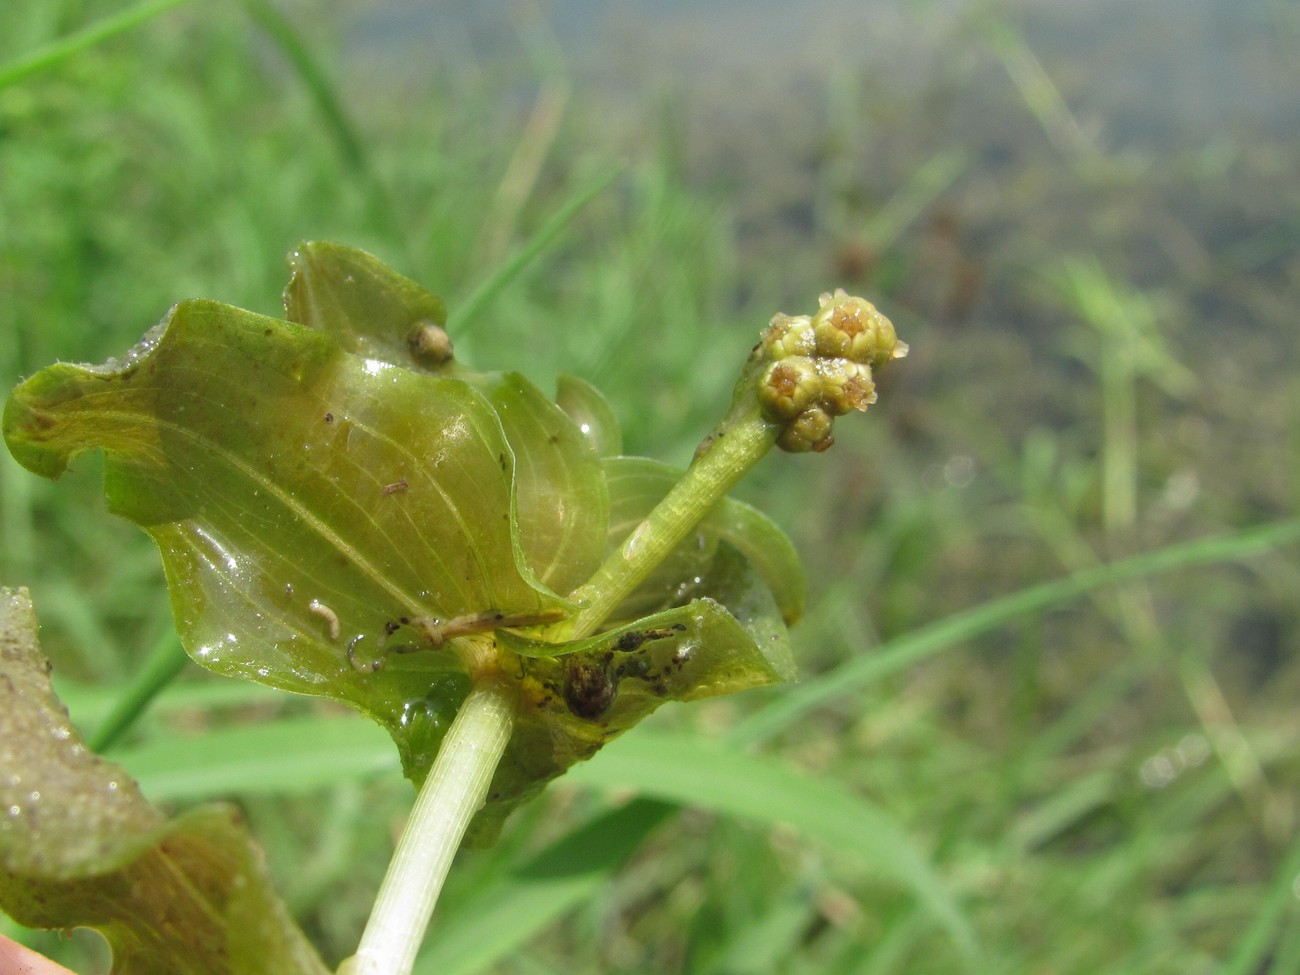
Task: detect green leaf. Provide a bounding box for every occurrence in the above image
[472,543,793,842]
[283,240,449,371]
[285,242,610,597]
[0,587,328,975]
[416,799,673,975]
[470,372,608,597]
[110,558,792,843]
[554,374,623,457]
[565,729,980,964]
[119,715,398,802]
[2,293,573,781]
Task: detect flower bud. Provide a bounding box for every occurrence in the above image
[776,406,835,453]
[760,313,817,360]
[759,356,821,421]
[817,359,876,415]
[812,289,904,368]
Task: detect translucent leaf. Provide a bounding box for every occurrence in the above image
[283,240,450,371]
[554,373,622,457]
[470,372,608,596]
[475,544,793,842]
[2,296,578,774]
[284,241,610,598]
[0,588,328,975]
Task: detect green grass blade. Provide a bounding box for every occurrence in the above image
[448,165,623,334]
[236,0,402,242]
[980,17,1095,159]
[711,886,817,974]
[565,729,979,964]
[237,0,364,170]
[862,147,968,251]
[118,715,398,801]
[734,517,1300,745]
[53,677,285,730]
[1221,829,1300,975]
[87,628,190,753]
[0,0,194,92]
[414,799,674,975]
[115,713,979,965]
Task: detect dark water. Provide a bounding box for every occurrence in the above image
[349,0,1298,145]
[343,0,1298,290]
[340,0,1298,443]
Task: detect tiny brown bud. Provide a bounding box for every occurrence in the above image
[818,359,877,415]
[776,405,835,453]
[812,290,903,368]
[759,313,817,360]
[759,356,822,421]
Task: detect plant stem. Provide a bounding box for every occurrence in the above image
[565,412,774,640]
[342,677,516,975]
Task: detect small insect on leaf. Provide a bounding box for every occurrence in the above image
[564,656,617,719]
[562,624,688,720]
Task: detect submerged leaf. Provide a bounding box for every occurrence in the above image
[554,373,623,457]
[0,588,327,975]
[284,242,610,598]
[470,372,608,596]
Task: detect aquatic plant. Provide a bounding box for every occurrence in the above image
[1,243,905,975]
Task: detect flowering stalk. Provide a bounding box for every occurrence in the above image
[343,290,905,975]
[564,289,906,640]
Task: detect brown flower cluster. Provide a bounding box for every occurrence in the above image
[757,290,907,452]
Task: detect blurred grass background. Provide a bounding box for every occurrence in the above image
[2,0,1299,972]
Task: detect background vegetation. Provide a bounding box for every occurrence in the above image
[2,0,1298,972]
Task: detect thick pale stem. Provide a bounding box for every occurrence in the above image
[565,413,774,640]
[341,678,515,975]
